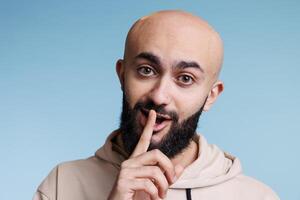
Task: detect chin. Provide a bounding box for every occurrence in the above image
[148,128,169,149]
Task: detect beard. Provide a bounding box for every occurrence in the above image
[119,93,206,158]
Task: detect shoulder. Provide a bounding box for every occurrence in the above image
[44,155,118,176]
[35,156,119,200]
[232,174,280,200]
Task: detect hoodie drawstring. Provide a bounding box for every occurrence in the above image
[185,188,192,200]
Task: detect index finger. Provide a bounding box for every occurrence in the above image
[131,110,156,158]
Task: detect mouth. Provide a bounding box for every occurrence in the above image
[140,108,172,132]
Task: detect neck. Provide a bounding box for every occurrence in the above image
[170,139,199,169]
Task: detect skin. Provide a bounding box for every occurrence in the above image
[109,10,224,200]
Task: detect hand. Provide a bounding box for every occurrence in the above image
[108,110,184,200]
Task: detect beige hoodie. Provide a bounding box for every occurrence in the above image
[33,131,280,200]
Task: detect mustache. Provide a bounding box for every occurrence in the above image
[134,100,179,122]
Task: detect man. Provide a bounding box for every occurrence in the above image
[33,10,279,200]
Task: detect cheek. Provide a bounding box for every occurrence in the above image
[175,88,208,121]
[124,77,154,108]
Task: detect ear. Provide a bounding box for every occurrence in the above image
[116,59,125,91]
[203,80,224,111]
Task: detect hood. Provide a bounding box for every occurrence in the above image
[95,130,242,189]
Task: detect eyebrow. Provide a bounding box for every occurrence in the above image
[175,61,204,73]
[135,52,161,66]
[134,51,204,73]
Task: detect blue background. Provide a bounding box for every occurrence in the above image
[1,0,299,199]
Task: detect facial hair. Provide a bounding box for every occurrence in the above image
[119,93,206,158]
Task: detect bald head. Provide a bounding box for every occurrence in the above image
[124,10,224,80]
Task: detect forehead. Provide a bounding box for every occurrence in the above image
[126,19,216,75]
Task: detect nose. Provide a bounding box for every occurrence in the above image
[148,77,172,106]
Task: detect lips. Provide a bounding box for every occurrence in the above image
[140,108,172,132]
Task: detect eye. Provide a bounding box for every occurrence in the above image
[177,74,194,85]
[137,66,156,77]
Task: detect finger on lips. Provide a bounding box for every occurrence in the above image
[119,109,183,199]
[131,109,156,158]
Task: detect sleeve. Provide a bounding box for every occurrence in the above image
[33,166,59,200]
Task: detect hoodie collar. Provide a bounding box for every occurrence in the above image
[95,130,242,189]
[95,130,127,169]
[170,134,242,188]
